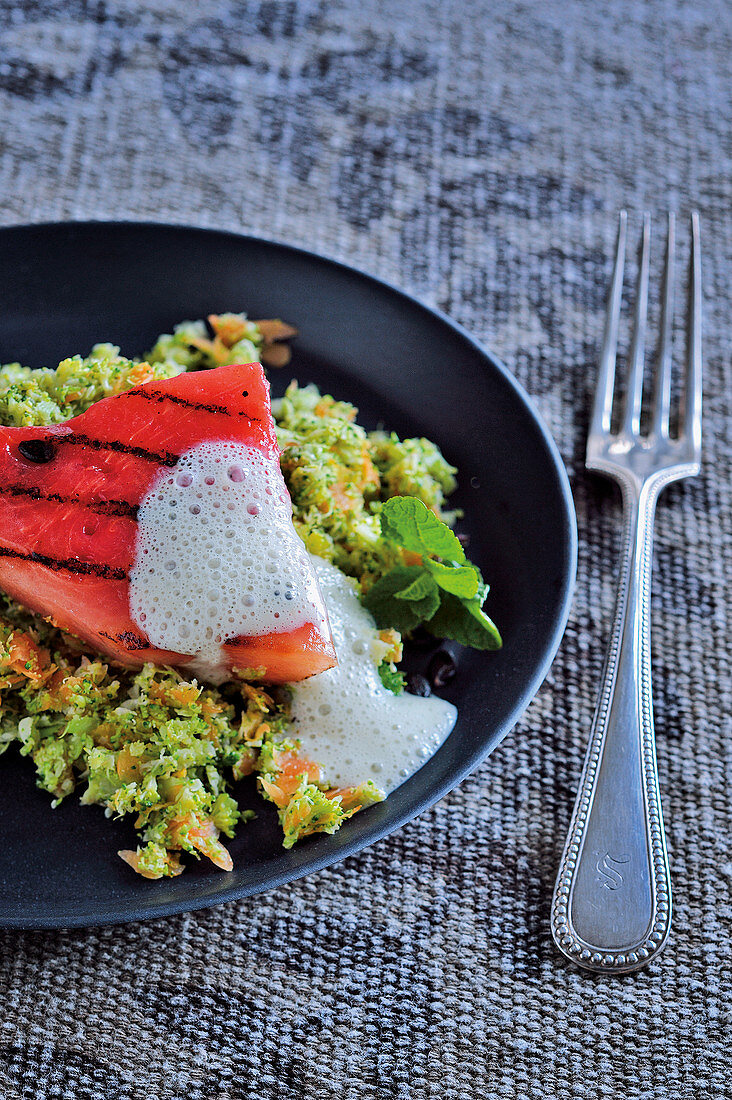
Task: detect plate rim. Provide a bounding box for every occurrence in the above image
[0,219,577,928]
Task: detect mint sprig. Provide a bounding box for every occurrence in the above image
[363,497,502,651]
[423,559,480,598]
[380,496,465,562]
[363,566,440,634]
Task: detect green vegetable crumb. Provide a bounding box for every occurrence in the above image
[0,312,500,878]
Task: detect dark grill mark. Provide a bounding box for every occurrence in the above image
[99,630,149,651]
[124,387,260,421]
[0,547,127,580]
[87,499,138,518]
[18,439,56,463]
[0,484,138,518]
[60,433,179,467]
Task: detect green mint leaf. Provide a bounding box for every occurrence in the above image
[362,566,440,633]
[426,592,503,650]
[365,498,502,648]
[378,662,406,695]
[394,572,439,601]
[380,497,465,562]
[463,598,502,638]
[475,580,490,605]
[424,559,480,598]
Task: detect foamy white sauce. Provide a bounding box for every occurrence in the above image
[129,441,328,681]
[289,555,458,793]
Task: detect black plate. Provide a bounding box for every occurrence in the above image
[0,222,576,929]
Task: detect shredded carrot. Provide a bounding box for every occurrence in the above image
[187,335,230,365]
[116,746,146,784]
[148,681,200,708]
[208,313,249,348]
[273,749,324,793]
[168,815,233,872]
[118,848,184,879]
[126,362,156,387]
[324,787,364,812]
[7,632,52,683]
[232,748,257,780]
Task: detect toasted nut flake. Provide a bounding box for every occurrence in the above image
[253,320,298,342]
[260,343,293,368]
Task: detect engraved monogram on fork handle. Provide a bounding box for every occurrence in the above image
[551,212,702,974]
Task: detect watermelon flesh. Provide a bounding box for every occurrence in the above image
[0,363,336,684]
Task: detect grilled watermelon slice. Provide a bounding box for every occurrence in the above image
[0,363,336,684]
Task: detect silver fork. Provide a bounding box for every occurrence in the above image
[550,211,702,974]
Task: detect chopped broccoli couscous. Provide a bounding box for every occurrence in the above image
[0,313,474,877]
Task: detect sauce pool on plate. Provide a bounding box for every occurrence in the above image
[289,555,458,792]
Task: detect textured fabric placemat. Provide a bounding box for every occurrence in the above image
[0,2,730,1097]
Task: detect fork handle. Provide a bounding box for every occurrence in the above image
[551,475,672,973]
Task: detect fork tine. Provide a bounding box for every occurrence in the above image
[650,212,675,439]
[681,211,703,460]
[591,211,627,437]
[622,213,651,436]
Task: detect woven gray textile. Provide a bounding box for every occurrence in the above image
[0,1,730,1097]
